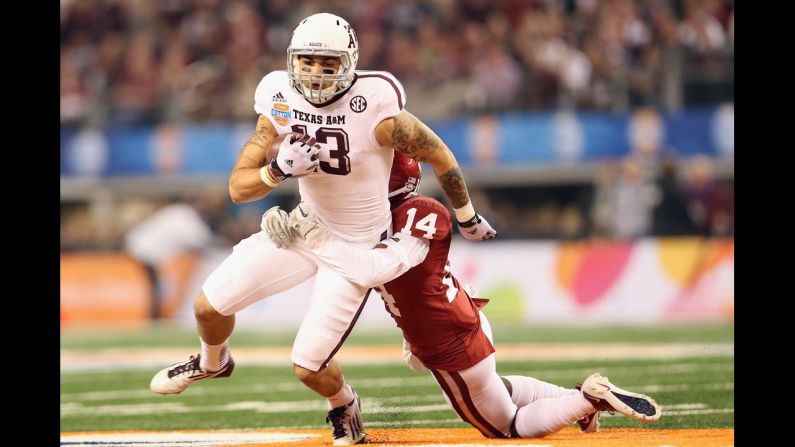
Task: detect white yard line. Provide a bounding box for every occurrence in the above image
[61,400,450,417]
[60,343,733,372]
[59,398,736,419]
[377,445,551,447]
[62,394,733,420]
[60,431,319,447]
[61,359,733,384]
[59,430,553,447]
[61,367,734,402]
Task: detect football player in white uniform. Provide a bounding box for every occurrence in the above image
[150,12,496,446]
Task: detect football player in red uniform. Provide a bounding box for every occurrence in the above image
[262,153,661,438]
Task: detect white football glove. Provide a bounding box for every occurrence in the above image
[457,214,497,240]
[288,202,329,248]
[261,206,294,248]
[402,338,427,373]
[267,134,321,181]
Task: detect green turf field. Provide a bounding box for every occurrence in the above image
[60,323,734,433]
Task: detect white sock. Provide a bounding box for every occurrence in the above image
[199,338,229,372]
[514,393,596,438]
[327,382,354,410]
[503,375,577,407]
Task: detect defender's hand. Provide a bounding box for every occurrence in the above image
[261,206,294,248]
[457,214,496,241]
[269,134,322,181]
[402,338,427,373]
[288,202,328,248]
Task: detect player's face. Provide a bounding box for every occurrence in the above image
[295,55,342,90]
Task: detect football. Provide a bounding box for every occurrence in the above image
[265,132,319,178]
[265,132,295,164]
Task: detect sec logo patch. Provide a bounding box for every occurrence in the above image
[350,96,367,113]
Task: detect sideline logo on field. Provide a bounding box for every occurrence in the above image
[60,431,320,446]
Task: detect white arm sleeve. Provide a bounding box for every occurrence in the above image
[314,231,429,288]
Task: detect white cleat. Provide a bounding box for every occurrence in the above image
[580,373,661,422]
[574,383,600,432]
[150,354,235,395]
[326,386,366,445]
[576,411,600,432]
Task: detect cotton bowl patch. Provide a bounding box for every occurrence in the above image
[271,103,291,126]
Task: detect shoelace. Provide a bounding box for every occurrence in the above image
[326,406,348,439]
[170,355,201,376]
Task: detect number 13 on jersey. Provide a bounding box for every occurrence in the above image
[291,124,351,175]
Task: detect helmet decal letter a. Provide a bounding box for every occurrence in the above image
[346,25,356,48]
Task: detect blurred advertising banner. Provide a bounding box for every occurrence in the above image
[446,237,733,325]
[60,252,198,327]
[60,238,732,327]
[60,106,733,177]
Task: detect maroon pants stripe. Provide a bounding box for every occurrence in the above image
[319,289,372,370]
[449,371,505,438]
[430,369,480,430]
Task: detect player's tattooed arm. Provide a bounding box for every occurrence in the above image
[229,115,279,203]
[375,110,472,209]
[436,167,470,209]
[386,111,441,162]
[234,115,275,169]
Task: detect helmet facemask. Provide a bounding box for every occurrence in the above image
[287,49,356,104]
[388,175,420,203]
[388,153,422,203]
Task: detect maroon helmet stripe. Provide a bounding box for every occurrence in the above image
[449,371,506,438]
[320,288,372,370]
[358,74,403,110]
[431,369,478,428]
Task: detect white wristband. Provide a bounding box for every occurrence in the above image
[260,166,281,188]
[453,201,476,222]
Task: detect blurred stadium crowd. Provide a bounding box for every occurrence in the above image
[60,0,733,249]
[61,0,733,126]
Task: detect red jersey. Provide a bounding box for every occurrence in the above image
[375,196,494,371]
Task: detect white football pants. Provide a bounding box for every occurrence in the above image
[202,229,384,371]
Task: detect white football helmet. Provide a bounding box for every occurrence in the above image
[287,13,359,104]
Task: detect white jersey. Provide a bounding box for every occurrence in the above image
[254,70,406,243]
